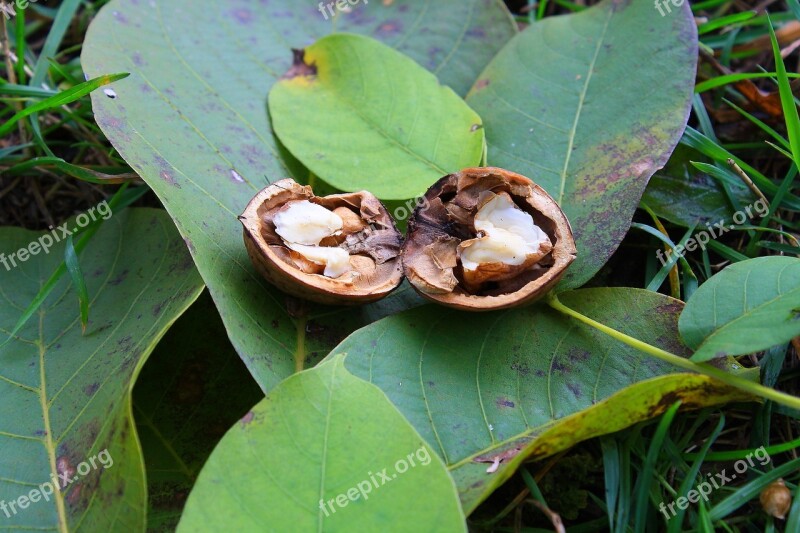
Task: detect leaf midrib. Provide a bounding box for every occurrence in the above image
[557,7,614,204]
[324,40,460,177]
[39,308,69,533]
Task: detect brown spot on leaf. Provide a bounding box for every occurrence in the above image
[511,361,530,376]
[160,170,180,188]
[230,8,253,24]
[496,397,515,408]
[566,382,582,398]
[57,456,76,488]
[132,51,145,67]
[281,49,317,80]
[375,20,402,36]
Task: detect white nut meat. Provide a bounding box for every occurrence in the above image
[459,229,537,271]
[473,192,549,244]
[285,243,352,278]
[273,200,343,245]
[457,192,552,290]
[272,200,351,278]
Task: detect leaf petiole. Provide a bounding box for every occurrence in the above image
[546,293,800,412]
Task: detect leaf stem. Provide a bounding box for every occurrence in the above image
[546,294,800,411]
[295,316,307,373]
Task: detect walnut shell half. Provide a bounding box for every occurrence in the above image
[240,179,404,305]
[402,167,577,311]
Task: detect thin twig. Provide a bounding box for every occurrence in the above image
[0,11,27,144]
[727,158,770,210]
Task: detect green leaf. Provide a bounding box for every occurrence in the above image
[466,0,697,289]
[270,34,485,200]
[334,288,752,513]
[681,256,800,361]
[642,144,755,228]
[133,292,264,531]
[177,355,466,532]
[82,0,516,392]
[0,209,204,531]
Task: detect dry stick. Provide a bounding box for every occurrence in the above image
[781,38,800,59]
[727,158,771,209]
[727,159,800,248]
[0,12,16,85]
[0,13,26,144]
[546,294,800,412]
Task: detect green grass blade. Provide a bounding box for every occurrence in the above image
[696,72,800,93]
[692,0,730,10]
[697,11,757,35]
[535,0,548,20]
[14,8,25,84]
[786,475,800,531]
[788,0,800,22]
[616,437,633,533]
[0,142,33,158]
[756,241,800,254]
[601,437,620,533]
[29,0,82,88]
[682,127,795,205]
[0,184,148,347]
[693,93,718,140]
[707,456,800,521]
[689,161,754,196]
[668,416,725,532]
[0,72,129,137]
[64,234,89,332]
[631,222,698,291]
[767,15,800,172]
[706,240,749,262]
[766,140,795,161]
[6,156,139,184]
[0,83,58,97]
[520,468,547,505]
[724,98,789,149]
[634,402,682,532]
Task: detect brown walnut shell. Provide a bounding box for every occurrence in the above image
[239,179,404,305]
[402,167,577,311]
